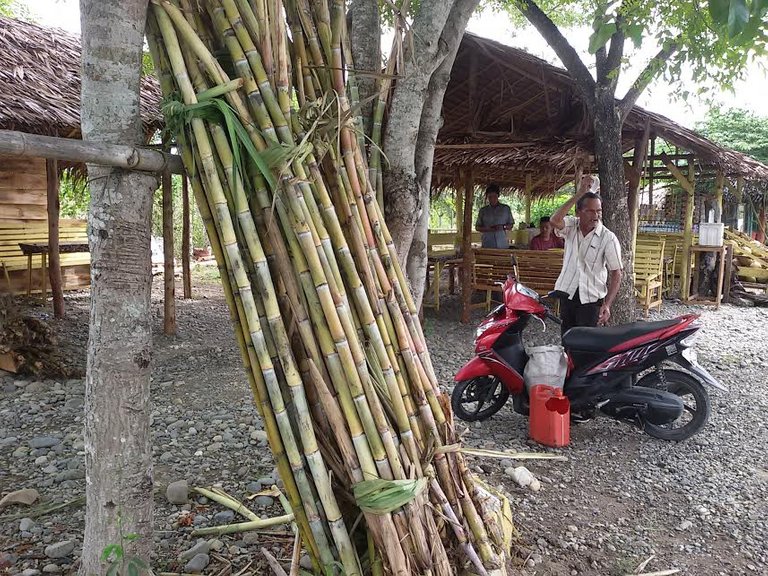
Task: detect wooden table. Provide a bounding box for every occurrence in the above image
[18,242,89,301]
[687,245,726,309]
[425,252,463,311]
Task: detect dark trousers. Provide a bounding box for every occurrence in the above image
[560,290,602,335]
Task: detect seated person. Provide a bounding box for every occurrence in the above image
[530,216,565,250]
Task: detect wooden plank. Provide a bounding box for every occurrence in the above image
[0,204,48,220]
[0,189,47,205]
[461,169,474,324]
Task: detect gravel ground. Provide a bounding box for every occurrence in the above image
[1,274,766,576]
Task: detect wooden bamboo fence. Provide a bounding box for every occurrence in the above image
[146,1,511,574]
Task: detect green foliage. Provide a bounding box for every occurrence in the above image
[152,175,209,257]
[100,515,149,576]
[0,0,31,19]
[696,107,768,164]
[709,0,768,43]
[60,173,90,219]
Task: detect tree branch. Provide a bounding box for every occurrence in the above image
[619,37,680,121]
[517,0,596,99]
[603,19,625,87]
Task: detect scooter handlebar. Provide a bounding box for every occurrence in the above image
[545,311,562,325]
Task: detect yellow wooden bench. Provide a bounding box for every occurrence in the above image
[471,248,516,311]
[634,238,665,317]
[0,221,90,295]
[512,249,564,296]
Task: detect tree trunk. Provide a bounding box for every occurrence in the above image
[384,0,479,306]
[348,0,380,136]
[80,0,156,573]
[591,94,636,325]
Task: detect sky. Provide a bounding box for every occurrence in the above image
[21,0,768,128]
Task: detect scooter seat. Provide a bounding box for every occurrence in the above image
[562,318,681,352]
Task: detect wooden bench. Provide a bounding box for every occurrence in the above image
[512,249,564,296]
[634,238,666,317]
[0,221,90,295]
[471,248,516,311]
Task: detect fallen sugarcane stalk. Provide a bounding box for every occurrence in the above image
[627,570,681,576]
[190,513,295,536]
[436,444,569,461]
[193,487,260,521]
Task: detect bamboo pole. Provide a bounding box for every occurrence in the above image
[680,159,696,301]
[0,129,183,173]
[714,171,725,224]
[45,159,64,318]
[524,173,532,225]
[162,168,177,335]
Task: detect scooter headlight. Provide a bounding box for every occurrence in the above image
[516,283,539,300]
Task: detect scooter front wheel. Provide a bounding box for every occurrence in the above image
[451,377,510,422]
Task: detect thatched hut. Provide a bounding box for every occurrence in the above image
[0,15,163,295]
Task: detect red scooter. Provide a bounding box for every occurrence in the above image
[452,276,726,440]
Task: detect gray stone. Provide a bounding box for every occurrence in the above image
[0,436,18,447]
[28,436,60,449]
[0,488,40,508]
[166,480,189,504]
[242,532,259,545]
[677,519,693,531]
[184,553,210,574]
[250,430,268,443]
[257,476,274,487]
[42,564,61,573]
[2,384,16,393]
[209,539,224,552]
[192,515,208,527]
[253,495,273,507]
[21,569,41,576]
[213,510,235,524]
[44,540,75,559]
[299,555,313,570]
[55,469,85,482]
[25,382,46,393]
[19,518,34,532]
[180,540,210,562]
[246,481,262,493]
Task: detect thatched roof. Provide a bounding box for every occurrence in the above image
[0,16,163,138]
[433,33,768,194]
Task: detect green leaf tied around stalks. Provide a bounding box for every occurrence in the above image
[352,478,427,515]
[161,95,305,193]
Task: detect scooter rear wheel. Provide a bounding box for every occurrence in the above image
[637,369,711,441]
[452,377,510,422]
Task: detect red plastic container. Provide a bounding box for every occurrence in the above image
[529,384,570,447]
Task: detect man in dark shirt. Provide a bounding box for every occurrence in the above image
[475,184,514,248]
[530,216,565,250]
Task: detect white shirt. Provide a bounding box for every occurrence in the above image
[554,216,622,303]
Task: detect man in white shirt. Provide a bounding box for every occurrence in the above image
[550,176,623,334]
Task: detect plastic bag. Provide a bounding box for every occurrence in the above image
[524,345,567,390]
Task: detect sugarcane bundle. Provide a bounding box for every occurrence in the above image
[725,229,768,283]
[145,1,510,574]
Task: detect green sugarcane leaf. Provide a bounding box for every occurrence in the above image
[127,560,140,576]
[101,544,120,562]
[105,562,120,576]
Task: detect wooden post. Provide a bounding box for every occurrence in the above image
[181,174,192,299]
[46,159,64,318]
[461,169,475,324]
[629,121,651,256]
[723,243,733,303]
[758,201,767,244]
[162,169,176,335]
[735,176,744,231]
[648,137,655,207]
[714,171,725,223]
[524,173,533,225]
[455,185,463,251]
[661,153,695,300]
[681,160,696,301]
